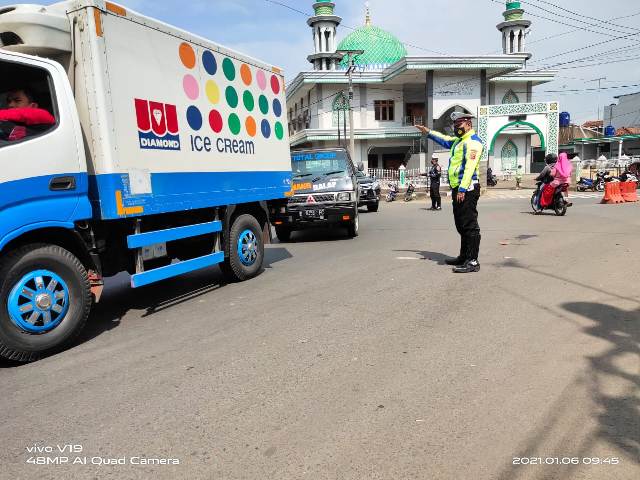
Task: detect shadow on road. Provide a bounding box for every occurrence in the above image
[496,301,640,480]
[278,228,353,243]
[494,260,639,479]
[393,249,452,265]
[0,246,292,367]
[81,246,292,341]
[563,302,640,462]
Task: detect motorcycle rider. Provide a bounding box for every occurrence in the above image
[534,153,556,208]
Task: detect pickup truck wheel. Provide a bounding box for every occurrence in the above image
[275,226,292,242]
[367,202,379,212]
[347,211,359,238]
[221,215,264,282]
[0,244,91,362]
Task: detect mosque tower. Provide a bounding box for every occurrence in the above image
[307,1,342,71]
[497,1,532,60]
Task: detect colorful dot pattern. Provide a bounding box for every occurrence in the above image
[178,41,285,141]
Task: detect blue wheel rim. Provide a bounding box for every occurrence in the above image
[7,270,70,333]
[237,229,259,266]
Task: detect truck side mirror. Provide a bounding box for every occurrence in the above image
[357,162,364,172]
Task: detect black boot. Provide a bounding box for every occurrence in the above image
[445,236,467,266]
[453,235,481,273]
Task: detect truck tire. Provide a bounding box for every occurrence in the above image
[347,211,359,238]
[275,226,292,242]
[0,244,91,362]
[220,214,264,282]
[367,202,379,212]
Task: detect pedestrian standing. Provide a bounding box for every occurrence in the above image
[428,154,442,210]
[415,112,484,273]
[515,165,523,190]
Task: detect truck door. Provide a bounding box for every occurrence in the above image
[0,53,89,250]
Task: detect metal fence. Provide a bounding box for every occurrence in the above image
[367,168,447,188]
[577,157,640,179]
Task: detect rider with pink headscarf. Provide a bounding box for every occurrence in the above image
[551,152,573,206]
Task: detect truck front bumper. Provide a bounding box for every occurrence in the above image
[273,203,357,229]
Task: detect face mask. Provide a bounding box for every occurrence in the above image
[455,126,465,137]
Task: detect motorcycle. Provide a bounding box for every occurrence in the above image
[404,182,415,202]
[487,174,498,187]
[577,170,607,192]
[385,182,398,202]
[619,171,639,184]
[531,181,569,216]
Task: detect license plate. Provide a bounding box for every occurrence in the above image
[142,242,167,261]
[304,209,325,218]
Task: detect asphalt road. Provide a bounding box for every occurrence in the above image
[1,195,639,480]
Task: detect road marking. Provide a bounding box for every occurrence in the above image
[396,257,421,260]
[483,192,602,200]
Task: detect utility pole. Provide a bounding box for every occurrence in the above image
[589,77,606,132]
[336,49,364,160]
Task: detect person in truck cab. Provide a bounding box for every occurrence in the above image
[0,87,55,141]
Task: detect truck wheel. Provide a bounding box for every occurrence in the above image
[0,244,91,362]
[367,202,379,212]
[275,226,292,242]
[347,211,359,238]
[221,215,264,282]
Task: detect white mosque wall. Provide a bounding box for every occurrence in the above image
[492,82,529,105]
[363,85,404,128]
[432,73,481,120]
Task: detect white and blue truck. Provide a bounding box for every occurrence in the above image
[0,1,292,361]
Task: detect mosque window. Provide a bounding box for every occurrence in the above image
[374,100,395,121]
[502,89,520,104]
[332,92,348,127]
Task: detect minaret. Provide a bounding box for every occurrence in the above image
[497,1,532,60]
[307,1,342,71]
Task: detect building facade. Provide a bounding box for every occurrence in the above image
[287,1,557,174]
[604,91,640,131]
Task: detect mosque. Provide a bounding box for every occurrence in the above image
[286,0,559,175]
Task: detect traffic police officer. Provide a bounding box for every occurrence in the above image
[428,154,442,210]
[416,112,484,273]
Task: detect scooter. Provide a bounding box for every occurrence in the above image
[385,183,398,202]
[404,182,415,202]
[531,182,569,216]
[487,174,498,187]
[577,170,607,192]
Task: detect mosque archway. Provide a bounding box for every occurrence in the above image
[434,105,472,137]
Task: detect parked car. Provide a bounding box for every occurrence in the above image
[356,171,381,212]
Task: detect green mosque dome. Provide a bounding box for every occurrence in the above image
[337,9,407,70]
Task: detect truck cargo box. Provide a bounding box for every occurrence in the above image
[44,0,291,219]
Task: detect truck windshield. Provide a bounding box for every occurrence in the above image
[291,151,349,178]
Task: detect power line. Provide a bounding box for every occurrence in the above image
[264,0,447,55]
[525,0,640,34]
[489,0,640,43]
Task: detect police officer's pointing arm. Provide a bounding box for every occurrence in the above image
[416,126,457,150]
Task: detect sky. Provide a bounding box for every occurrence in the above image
[2,0,639,124]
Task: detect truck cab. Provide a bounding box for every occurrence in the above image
[273,148,361,241]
